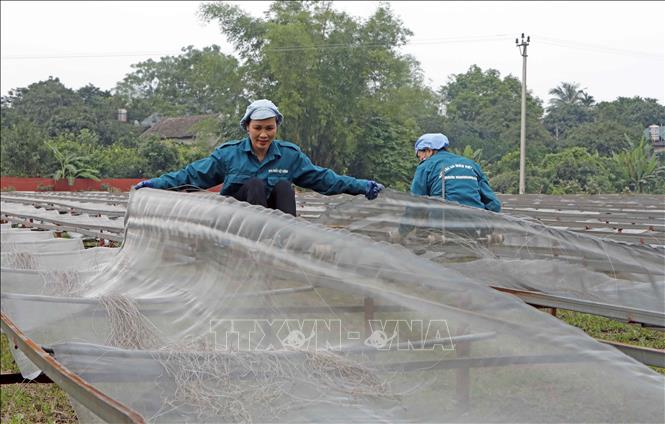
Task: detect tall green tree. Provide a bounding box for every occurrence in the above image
[137,137,181,177]
[439,65,552,161]
[115,45,245,122]
[199,1,438,175]
[593,96,665,130]
[0,120,53,176]
[0,77,94,138]
[543,103,593,141]
[347,116,416,189]
[487,149,546,194]
[1,78,140,145]
[562,121,639,156]
[579,91,595,107]
[543,82,595,140]
[548,82,584,108]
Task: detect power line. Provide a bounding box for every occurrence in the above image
[1,34,514,60]
[1,51,184,60]
[535,35,662,59]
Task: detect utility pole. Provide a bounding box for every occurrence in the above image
[516,33,530,195]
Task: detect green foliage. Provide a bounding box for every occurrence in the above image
[558,311,665,351]
[594,96,665,129]
[562,121,639,157]
[1,78,141,147]
[0,120,53,176]
[115,45,245,120]
[451,145,483,164]
[548,82,585,108]
[348,116,416,190]
[612,137,664,193]
[138,137,181,177]
[1,77,82,130]
[1,335,78,423]
[174,140,212,168]
[489,146,617,195]
[1,3,663,196]
[539,147,612,194]
[200,1,437,175]
[47,140,100,185]
[94,143,146,178]
[488,150,544,194]
[543,103,593,140]
[439,65,552,161]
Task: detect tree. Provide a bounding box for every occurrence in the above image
[539,147,612,194]
[347,116,416,190]
[612,137,664,193]
[138,137,180,177]
[115,45,245,121]
[453,145,483,163]
[543,82,596,141]
[1,78,141,145]
[548,82,584,108]
[594,96,665,130]
[199,1,437,174]
[579,91,595,107]
[94,143,145,178]
[0,120,53,177]
[439,65,552,161]
[1,77,82,130]
[543,103,593,140]
[562,121,640,157]
[488,149,545,194]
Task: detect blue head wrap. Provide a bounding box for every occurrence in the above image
[240,99,284,130]
[414,133,449,154]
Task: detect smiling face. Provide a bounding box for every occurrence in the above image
[247,117,278,159]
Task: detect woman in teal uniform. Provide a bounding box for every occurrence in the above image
[410,133,500,212]
[135,99,384,216]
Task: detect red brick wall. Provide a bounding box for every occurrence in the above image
[0,177,222,193]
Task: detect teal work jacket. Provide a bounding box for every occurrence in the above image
[151,138,369,197]
[410,150,501,212]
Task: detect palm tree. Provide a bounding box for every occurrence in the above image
[579,91,595,107]
[548,82,583,108]
[48,143,100,186]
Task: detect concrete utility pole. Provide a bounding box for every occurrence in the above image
[516,33,530,195]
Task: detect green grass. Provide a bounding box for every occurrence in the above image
[557,309,665,374]
[1,334,78,423]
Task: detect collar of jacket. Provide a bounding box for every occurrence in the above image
[241,137,283,161]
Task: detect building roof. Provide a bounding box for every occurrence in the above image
[140,114,219,139]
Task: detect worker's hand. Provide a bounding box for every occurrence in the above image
[133,180,155,190]
[365,181,384,200]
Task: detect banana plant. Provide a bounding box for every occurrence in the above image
[47,143,100,186]
[613,137,664,193]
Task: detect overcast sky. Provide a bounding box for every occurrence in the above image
[2,1,663,106]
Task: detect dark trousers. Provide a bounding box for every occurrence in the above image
[232,178,296,216]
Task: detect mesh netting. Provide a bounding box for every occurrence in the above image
[1,188,663,423]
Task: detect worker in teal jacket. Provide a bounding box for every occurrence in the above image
[134,99,384,216]
[411,133,501,212]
